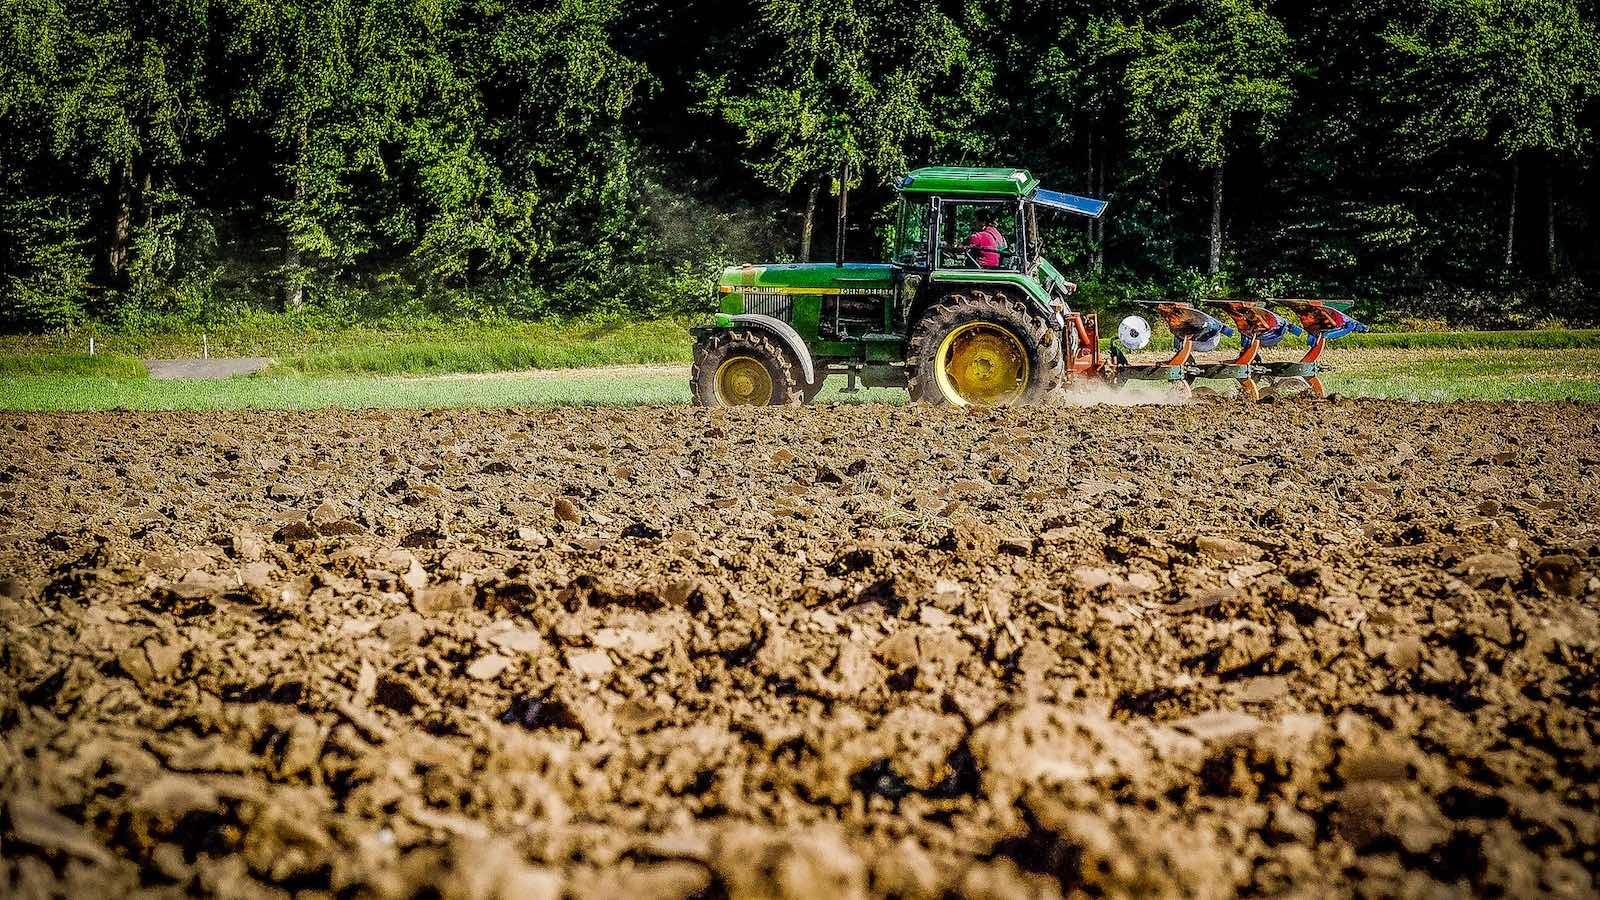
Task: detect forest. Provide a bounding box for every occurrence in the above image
[1,0,1597,333]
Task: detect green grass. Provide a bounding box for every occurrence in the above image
[1325,348,1600,402]
[6,320,1598,380]
[2,322,1598,411]
[0,368,917,411]
[273,323,693,376]
[2,349,1596,411]
[0,353,148,379]
[0,373,694,410]
[1339,329,1600,350]
[0,317,698,367]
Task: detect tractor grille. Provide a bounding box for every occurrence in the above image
[739,289,792,321]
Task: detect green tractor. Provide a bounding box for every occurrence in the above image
[690,166,1109,407]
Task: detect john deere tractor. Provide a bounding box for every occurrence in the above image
[691,166,1109,407]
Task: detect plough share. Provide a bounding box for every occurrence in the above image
[1063,299,1368,401]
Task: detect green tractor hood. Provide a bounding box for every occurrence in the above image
[717,262,893,294]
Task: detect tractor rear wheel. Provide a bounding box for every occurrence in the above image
[906,291,1063,407]
[691,330,804,407]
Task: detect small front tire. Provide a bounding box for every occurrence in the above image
[691,330,804,407]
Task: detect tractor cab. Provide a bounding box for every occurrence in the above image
[894,193,1024,273]
[891,168,1107,321]
[893,167,1107,277]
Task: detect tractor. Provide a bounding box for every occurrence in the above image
[690,166,1365,406]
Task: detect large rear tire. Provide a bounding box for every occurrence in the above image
[906,291,1063,407]
[691,330,804,407]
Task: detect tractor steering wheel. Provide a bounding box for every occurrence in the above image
[942,245,998,268]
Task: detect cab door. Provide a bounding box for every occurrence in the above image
[891,196,935,327]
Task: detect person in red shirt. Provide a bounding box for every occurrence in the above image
[967,215,1007,268]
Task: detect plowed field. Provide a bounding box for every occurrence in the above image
[2,401,1597,898]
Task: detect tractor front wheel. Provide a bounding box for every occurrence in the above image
[907,292,1062,407]
[691,330,804,407]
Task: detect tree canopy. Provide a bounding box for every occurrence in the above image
[1,0,1596,331]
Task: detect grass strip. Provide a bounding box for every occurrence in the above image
[1339,329,1600,350]
[6,322,1599,378]
[0,373,690,411]
[3,350,1597,411]
[0,317,699,364]
[274,330,693,376]
[0,353,148,379]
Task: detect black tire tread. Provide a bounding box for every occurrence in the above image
[690,330,804,407]
[905,290,1064,405]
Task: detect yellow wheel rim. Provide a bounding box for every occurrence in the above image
[935,322,1029,406]
[715,356,774,405]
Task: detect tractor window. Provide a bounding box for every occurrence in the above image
[894,198,932,267]
[937,201,1020,270]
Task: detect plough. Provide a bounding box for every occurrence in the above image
[1089,299,1368,400]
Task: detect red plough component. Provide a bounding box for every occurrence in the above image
[1064,312,1102,378]
[1091,298,1366,401]
[1111,301,1228,387]
[1199,301,1286,401]
[1252,300,1369,398]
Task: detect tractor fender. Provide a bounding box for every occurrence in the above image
[725,314,816,386]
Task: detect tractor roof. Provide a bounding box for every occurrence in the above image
[899,166,1039,197]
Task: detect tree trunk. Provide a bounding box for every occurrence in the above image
[1091,132,1106,276]
[284,121,308,309]
[799,178,821,262]
[1505,159,1518,271]
[137,161,153,229]
[1208,164,1224,276]
[105,159,133,289]
[1085,126,1096,255]
[1545,166,1557,277]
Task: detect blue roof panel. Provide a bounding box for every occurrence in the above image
[1033,189,1108,219]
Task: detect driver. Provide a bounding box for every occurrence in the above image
[967,214,1007,268]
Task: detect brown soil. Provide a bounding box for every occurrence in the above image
[1,401,1597,899]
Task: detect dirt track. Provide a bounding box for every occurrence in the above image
[2,401,1597,898]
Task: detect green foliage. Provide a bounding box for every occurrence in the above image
[697,0,989,194]
[0,193,91,329]
[1093,0,1295,171]
[1384,0,1600,160]
[0,0,1598,332]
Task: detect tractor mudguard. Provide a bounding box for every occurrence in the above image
[719,314,816,386]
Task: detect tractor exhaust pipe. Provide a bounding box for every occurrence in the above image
[835,159,849,267]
